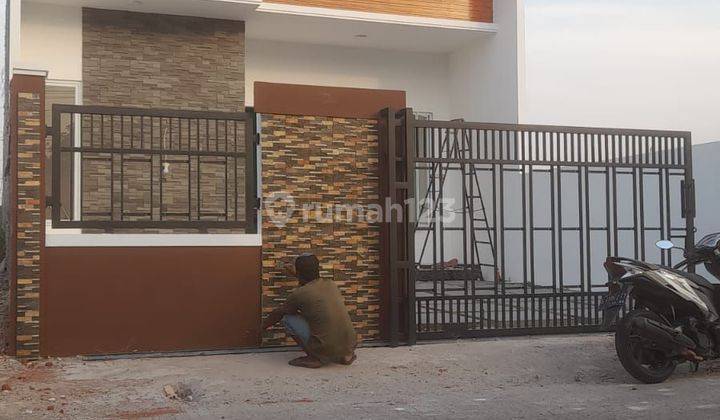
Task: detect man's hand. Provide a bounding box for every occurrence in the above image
[261,304,297,330]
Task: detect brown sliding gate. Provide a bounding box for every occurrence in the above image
[381,108,695,344]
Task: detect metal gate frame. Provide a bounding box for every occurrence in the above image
[382,108,695,344]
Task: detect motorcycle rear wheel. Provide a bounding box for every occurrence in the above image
[615,309,677,384]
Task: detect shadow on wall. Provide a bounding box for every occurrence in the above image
[693,141,720,235]
[693,140,720,282]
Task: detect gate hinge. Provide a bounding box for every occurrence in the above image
[681,179,696,219]
[254,133,261,145]
[255,196,262,210]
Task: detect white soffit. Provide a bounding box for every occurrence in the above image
[247,4,496,53]
[24,0,261,20]
[25,0,496,53]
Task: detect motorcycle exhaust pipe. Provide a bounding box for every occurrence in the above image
[629,317,696,354]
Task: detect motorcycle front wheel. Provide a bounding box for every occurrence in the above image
[615,309,677,384]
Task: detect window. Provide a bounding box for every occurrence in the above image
[45,81,81,221]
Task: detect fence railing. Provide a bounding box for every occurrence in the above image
[49,104,258,232]
[383,108,695,342]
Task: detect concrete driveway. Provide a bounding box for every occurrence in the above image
[1,333,719,419]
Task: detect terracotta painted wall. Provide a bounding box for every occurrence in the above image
[42,247,261,356]
[260,113,382,345]
[267,0,493,23]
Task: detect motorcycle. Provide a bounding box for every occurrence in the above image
[601,232,720,383]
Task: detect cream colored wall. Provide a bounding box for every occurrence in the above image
[18,1,82,81]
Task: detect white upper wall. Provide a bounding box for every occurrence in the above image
[449,0,525,123]
[245,39,451,119]
[9,1,524,124]
[17,1,82,80]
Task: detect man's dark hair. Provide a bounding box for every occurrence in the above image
[295,254,320,282]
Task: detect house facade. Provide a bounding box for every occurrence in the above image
[1,0,526,359]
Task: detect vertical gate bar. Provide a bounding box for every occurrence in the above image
[579,134,586,297]
[120,115,124,221]
[187,119,192,221]
[406,109,418,345]
[639,164,646,260]
[632,136,639,259]
[683,133,695,256]
[197,119,201,220]
[521,132,530,326]
[384,108,399,346]
[584,137,592,321]
[234,121,238,221]
[224,120,229,221]
[159,117,163,221]
[491,131,499,326]
[439,128,446,330]
[550,134,558,295]
[529,134,536,327]
[605,136,612,261]
[557,134,565,298]
[150,118,154,220]
[658,141,666,265]
[245,109,258,233]
[612,137,619,260]
[664,164,672,266]
[499,131,506,328]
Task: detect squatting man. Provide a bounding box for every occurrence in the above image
[262,254,358,368]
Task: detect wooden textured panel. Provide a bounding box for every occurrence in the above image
[267,0,493,23]
[254,82,406,119]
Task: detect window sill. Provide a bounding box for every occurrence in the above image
[45,224,262,248]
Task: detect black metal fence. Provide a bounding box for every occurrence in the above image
[382,108,695,343]
[49,104,258,232]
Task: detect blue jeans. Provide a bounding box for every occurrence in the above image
[282,315,311,347]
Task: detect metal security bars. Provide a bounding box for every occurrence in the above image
[383,109,695,343]
[49,105,258,232]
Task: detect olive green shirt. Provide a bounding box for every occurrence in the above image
[287,278,357,362]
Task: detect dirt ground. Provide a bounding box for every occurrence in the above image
[1,333,720,419]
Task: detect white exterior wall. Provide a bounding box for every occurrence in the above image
[16,1,82,81]
[448,0,525,122]
[693,141,720,236]
[245,39,451,119]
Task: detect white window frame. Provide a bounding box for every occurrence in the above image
[46,79,83,221]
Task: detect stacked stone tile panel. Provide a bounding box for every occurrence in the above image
[81,9,247,233]
[14,91,43,359]
[261,114,382,345]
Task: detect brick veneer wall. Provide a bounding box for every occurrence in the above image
[82,8,245,111]
[261,114,382,345]
[14,92,43,359]
[80,9,246,232]
[4,75,45,360]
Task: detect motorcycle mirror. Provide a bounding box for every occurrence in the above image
[656,240,675,250]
